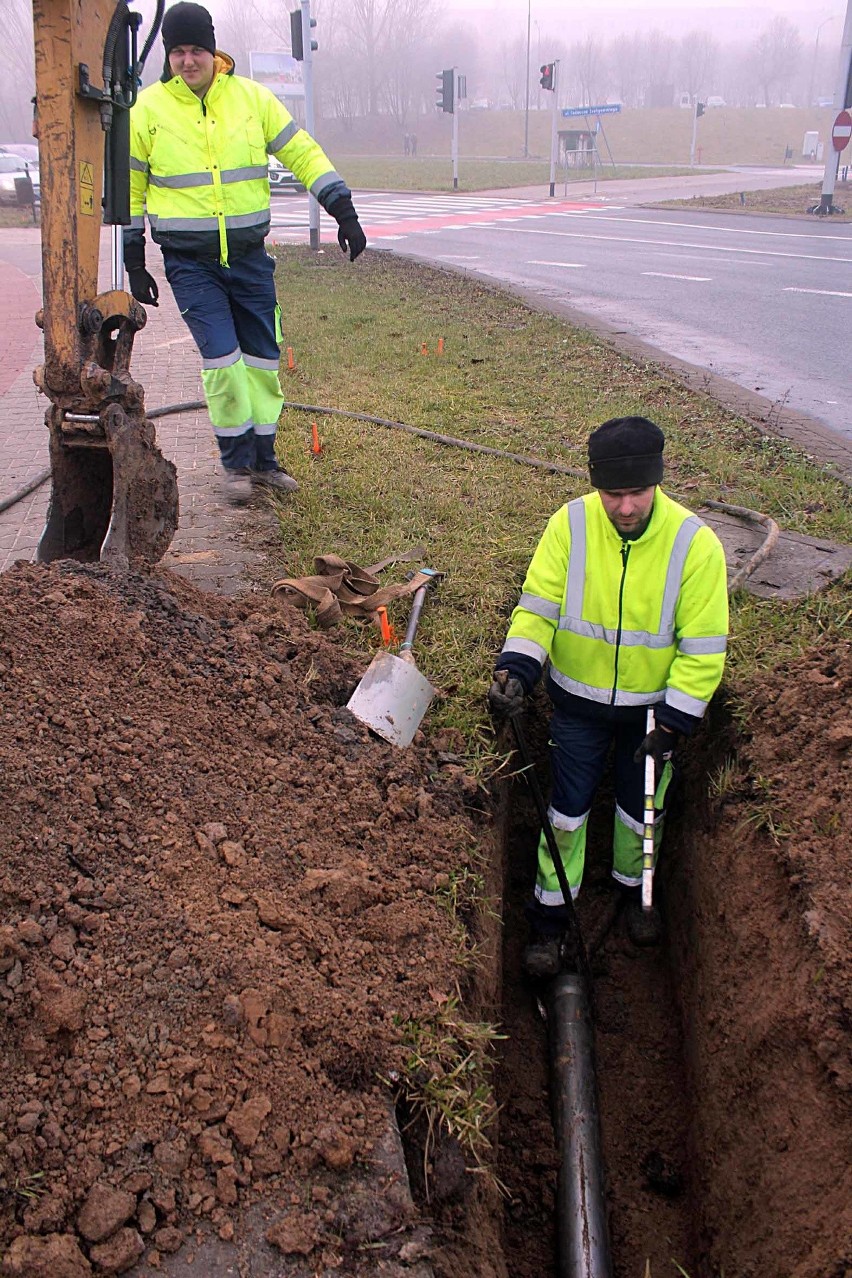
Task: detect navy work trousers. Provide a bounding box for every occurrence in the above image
[163,246,284,471]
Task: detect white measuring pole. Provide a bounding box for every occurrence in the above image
[642,706,656,910]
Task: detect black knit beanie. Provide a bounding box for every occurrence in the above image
[588,416,665,490]
[162,2,216,57]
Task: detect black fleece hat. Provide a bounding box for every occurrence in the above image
[162,2,216,57]
[588,416,665,490]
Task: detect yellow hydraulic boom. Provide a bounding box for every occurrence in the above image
[31,0,177,566]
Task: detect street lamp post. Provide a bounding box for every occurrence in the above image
[809,15,839,107]
[523,0,531,158]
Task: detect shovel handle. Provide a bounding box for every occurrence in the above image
[398,569,438,661]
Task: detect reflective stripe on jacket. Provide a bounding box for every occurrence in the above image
[500,489,728,721]
[128,53,346,266]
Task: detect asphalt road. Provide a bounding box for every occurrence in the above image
[270,174,851,444]
[379,203,851,444]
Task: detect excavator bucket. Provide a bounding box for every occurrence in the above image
[32,0,179,569]
[35,293,179,568]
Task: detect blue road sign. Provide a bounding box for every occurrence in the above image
[561,104,622,118]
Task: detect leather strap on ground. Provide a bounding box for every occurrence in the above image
[271,547,430,628]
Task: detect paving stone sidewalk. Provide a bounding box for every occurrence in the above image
[0,228,269,593]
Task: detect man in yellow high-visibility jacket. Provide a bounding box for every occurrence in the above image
[488,417,729,977]
[123,2,366,502]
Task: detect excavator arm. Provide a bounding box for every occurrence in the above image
[31,0,178,567]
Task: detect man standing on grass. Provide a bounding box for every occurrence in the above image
[488,417,729,978]
[124,2,366,503]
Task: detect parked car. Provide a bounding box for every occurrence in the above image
[706,96,726,108]
[0,143,40,164]
[268,156,304,195]
[0,152,40,206]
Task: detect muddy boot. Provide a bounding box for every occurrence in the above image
[222,468,253,504]
[523,932,563,980]
[250,467,299,494]
[625,895,663,947]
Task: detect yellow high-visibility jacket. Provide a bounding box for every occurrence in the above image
[496,489,729,732]
[125,52,347,266]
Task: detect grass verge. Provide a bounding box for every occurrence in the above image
[656,179,851,221]
[269,247,850,747]
[341,156,712,192]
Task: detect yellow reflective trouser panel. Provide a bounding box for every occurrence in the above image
[535,819,587,906]
[201,359,252,436]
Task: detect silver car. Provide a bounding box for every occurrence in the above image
[268,156,304,195]
[0,152,40,205]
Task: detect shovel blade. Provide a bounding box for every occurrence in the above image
[347,651,435,748]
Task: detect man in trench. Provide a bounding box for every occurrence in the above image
[488,417,729,978]
[123,2,366,503]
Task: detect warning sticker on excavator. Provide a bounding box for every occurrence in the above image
[79,161,94,216]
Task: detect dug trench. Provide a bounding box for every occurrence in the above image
[0,560,849,1277]
[493,652,851,1278]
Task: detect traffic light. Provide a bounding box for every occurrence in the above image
[696,101,705,117]
[436,68,454,114]
[290,8,317,61]
[540,63,554,91]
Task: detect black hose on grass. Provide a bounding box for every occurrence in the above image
[281,400,780,593]
[0,400,207,517]
[2,397,780,593]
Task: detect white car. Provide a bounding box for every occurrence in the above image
[0,152,40,205]
[268,156,304,195]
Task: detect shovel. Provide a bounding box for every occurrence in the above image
[347,568,439,747]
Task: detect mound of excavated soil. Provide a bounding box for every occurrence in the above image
[672,636,852,1278]
[0,563,483,1276]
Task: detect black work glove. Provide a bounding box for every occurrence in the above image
[127,267,159,307]
[634,726,677,771]
[487,672,526,721]
[330,195,367,261]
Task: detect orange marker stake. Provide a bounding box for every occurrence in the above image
[310,421,322,455]
[420,342,428,356]
[437,337,445,355]
[377,606,392,646]
[287,347,295,370]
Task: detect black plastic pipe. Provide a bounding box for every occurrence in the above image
[547,973,613,1278]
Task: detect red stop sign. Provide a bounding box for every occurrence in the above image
[832,109,852,153]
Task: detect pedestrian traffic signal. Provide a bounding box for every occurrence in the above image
[540,63,554,91]
[696,101,706,117]
[290,9,317,61]
[436,68,454,114]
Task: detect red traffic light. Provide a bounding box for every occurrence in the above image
[539,63,554,90]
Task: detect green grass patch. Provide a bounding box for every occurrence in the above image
[269,248,850,747]
[0,207,37,229]
[657,180,852,221]
[318,106,836,169]
[341,156,709,192]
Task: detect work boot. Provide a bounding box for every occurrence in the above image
[625,895,663,947]
[222,468,253,504]
[250,468,299,494]
[523,932,563,980]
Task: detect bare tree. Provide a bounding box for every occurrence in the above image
[642,29,676,106]
[567,36,605,109]
[678,30,719,101]
[610,33,644,109]
[499,37,527,111]
[749,17,803,107]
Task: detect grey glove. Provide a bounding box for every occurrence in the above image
[487,673,525,720]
